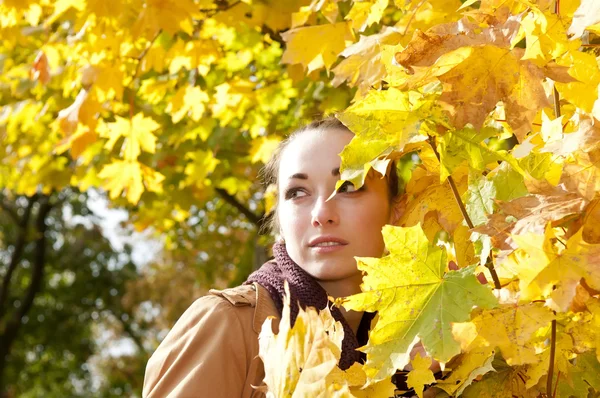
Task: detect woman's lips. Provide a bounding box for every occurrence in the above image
[310,242,348,253]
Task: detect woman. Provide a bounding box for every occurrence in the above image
[142,118,405,397]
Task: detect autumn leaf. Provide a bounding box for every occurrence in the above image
[336,88,442,189]
[454,302,555,365]
[98,160,164,204]
[332,27,403,95]
[337,224,498,383]
[460,355,538,398]
[567,0,600,38]
[345,0,388,33]
[509,226,600,311]
[435,345,495,396]
[436,127,524,181]
[258,281,345,397]
[281,22,354,73]
[100,113,160,161]
[406,353,435,398]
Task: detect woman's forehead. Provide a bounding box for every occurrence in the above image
[278,128,353,179]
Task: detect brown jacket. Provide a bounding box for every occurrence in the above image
[142,282,280,398]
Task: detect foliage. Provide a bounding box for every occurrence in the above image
[2,0,600,397]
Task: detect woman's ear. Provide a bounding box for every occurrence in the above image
[388,195,405,226]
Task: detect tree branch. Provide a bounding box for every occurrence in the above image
[0,198,19,225]
[0,195,52,384]
[214,188,264,227]
[0,196,36,319]
[427,136,502,289]
[13,196,52,324]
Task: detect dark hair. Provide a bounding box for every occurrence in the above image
[261,116,399,235]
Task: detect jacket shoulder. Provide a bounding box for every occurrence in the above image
[210,282,280,334]
[209,284,257,306]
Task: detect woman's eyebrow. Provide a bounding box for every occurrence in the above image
[289,173,308,180]
[288,168,340,180]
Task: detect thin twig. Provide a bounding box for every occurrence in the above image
[427,136,502,289]
[547,319,557,395]
[547,3,561,394]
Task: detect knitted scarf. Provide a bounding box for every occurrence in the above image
[244,242,374,370]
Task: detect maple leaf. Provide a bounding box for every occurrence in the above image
[406,353,435,398]
[400,166,465,237]
[555,50,600,113]
[474,189,588,250]
[488,162,528,202]
[460,355,539,398]
[464,172,497,227]
[100,113,160,161]
[250,136,282,164]
[98,160,164,204]
[437,127,524,181]
[519,9,581,66]
[332,27,403,96]
[454,302,555,365]
[392,16,564,140]
[337,224,498,383]
[181,150,220,189]
[509,226,600,311]
[166,86,209,123]
[336,88,442,189]
[435,345,495,396]
[567,0,600,39]
[541,115,600,157]
[258,281,344,397]
[345,0,388,33]
[281,22,354,73]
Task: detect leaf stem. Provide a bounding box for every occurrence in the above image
[546,1,562,392]
[427,136,502,289]
[547,319,557,395]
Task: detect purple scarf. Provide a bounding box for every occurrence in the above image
[244,243,373,370]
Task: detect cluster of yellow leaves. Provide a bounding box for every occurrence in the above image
[257,0,600,397]
[257,282,396,397]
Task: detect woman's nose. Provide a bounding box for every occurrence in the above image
[311,196,339,227]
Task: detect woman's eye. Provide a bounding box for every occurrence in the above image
[337,181,358,193]
[285,188,307,199]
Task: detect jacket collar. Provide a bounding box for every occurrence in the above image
[251,282,280,334]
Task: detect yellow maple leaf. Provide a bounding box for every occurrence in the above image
[436,345,495,396]
[454,302,555,365]
[332,27,403,96]
[258,282,345,397]
[510,226,600,311]
[406,353,435,398]
[181,150,220,189]
[98,160,164,204]
[555,50,600,112]
[281,22,354,73]
[567,0,600,38]
[100,113,160,161]
[249,136,282,164]
[345,0,388,32]
[166,86,209,123]
[519,9,581,66]
[336,88,440,189]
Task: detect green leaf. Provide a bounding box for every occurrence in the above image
[339,224,498,383]
[437,127,525,181]
[488,162,528,202]
[464,171,497,227]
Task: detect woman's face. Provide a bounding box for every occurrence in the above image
[277,128,393,282]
